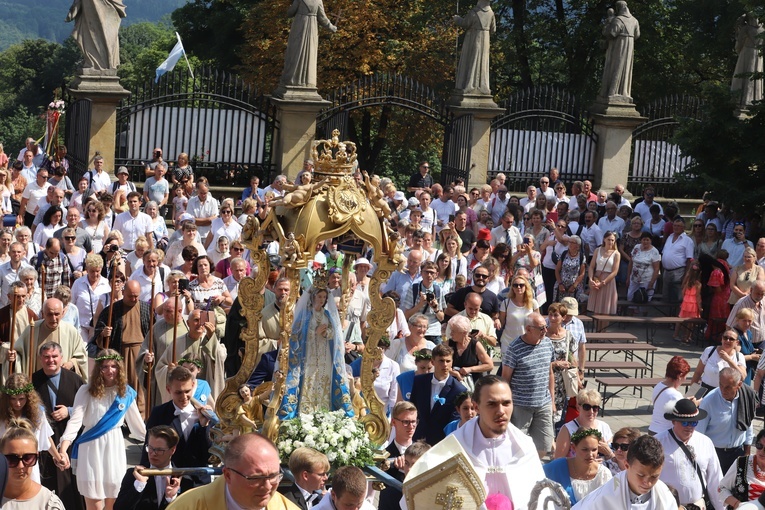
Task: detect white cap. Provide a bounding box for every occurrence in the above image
[393,191,406,201]
[354,257,371,267]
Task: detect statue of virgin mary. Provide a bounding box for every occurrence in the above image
[278,284,355,420]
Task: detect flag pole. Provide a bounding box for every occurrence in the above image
[177,32,194,80]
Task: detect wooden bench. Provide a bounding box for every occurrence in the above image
[586,343,657,375]
[585,360,648,379]
[586,332,639,343]
[616,300,677,317]
[595,377,692,415]
[590,315,706,343]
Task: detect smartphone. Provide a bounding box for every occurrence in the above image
[448,214,455,222]
[470,329,479,337]
[685,383,708,400]
[178,278,190,292]
[199,311,211,325]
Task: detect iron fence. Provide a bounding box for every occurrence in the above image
[115,65,278,187]
[629,95,704,196]
[63,97,92,185]
[489,86,598,192]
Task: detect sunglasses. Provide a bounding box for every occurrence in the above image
[580,403,601,412]
[681,421,699,427]
[473,274,488,279]
[512,283,526,288]
[722,336,738,341]
[221,210,232,214]
[4,453,38,468]
[64,236,76,241]
[231,247,244,252]
[755,443,765,450]
[611,443,630,452]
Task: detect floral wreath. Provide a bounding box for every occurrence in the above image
[2,383,34,396]
[178,358,203,369]
[570,428,603,444]
[95,354,123,362]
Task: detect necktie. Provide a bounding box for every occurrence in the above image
[507,229,512,243]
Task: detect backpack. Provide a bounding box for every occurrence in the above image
[36,249,74,275]
[111,181,136,194]
[552,248,585,267]
[566,223,584,237]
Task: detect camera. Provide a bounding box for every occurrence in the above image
[154,150,161,158]
[107,244,120,253]
[426,292,435,302]
[179,278,190,292]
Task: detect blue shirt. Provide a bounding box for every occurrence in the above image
[382,270,421,302]
[696,388,753,448]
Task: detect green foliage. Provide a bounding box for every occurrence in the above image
[0,107,45,158]
[674,85,765,211]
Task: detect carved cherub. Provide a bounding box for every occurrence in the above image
[362,171,392,218]
[282,232,304,264]
[268,172,327,209]
[388,232,404,265]
[242,214,261,242]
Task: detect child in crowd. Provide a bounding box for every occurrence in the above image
[172,182,188,219]
[443,391,476,436]
[455,274,467,291]
[675,260,702,344]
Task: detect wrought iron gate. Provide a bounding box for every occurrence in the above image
[489,86,597,191]
[64,97,92,184]
[115,66,279,186]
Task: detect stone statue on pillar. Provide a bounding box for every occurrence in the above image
[597,1,640,104]
[273,0,337,102]
[731,12,764,112]
[66,0,127,72]
[453,0,495,96]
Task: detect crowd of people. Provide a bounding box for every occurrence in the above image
[2,137,765,510]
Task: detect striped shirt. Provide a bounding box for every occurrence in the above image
[502,336,554,407]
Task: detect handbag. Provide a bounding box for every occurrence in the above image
[632,287,648,304]
[561,331,580,398]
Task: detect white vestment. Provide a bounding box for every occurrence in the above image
[573,470,678,510]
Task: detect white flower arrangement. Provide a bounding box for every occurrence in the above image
[278,410,375,468]
[47,100,65,112]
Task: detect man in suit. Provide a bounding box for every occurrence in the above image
[379,402,418,510]
[114,426,192,510]
[32,341,85,510]
[168,433,298,510]
[410,343,467,446]
[279,447,329,510]
[143,366,214,487]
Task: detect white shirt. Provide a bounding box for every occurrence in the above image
[22,181,50,215]
[187,195,220,240]
[662,233,694,270]
[89,169,112,193]
[0,260,31,307]
[655,429,723,508]
[430,374,449,410]
[173,402,199,440]
[490,225,523,253]
[112,211,153,251]
[70,274,112,333]
[580,223,603,256]
[431,199,458,234]
[634,201,662,226]
[208,217,243,247]
[129,268,165,302]
[223,274,240,300]
[537,186,555,201]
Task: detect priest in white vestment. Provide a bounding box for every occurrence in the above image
[405,376,545,510]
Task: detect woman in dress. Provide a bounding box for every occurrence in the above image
[145,201,169,253]
[434,253,455,296]
[700,253,731,342]
[171,153,194,186]
[690,329,747,390]
[729,247,765,305]
[603,427,641,476]
[0,375,64,484]
[59,350,146,510]
[70,176,88,215]
[696,223,722,260]
[587,231,620,314]
[18,269,40,318]
[733,308,759,384]
[690,219,705,251]
[32,207,64,247]
[204,202,242,251]
[80,202,109,255]
[649,356,692,434]
[278,286,354,419]
[188,255,232,311]
[1,420,65,509]
[554,235,586,302]
[386,314,437,373]
[646,204,666,247]
[482,256,505,295]
[554,389,614,459]
[446,315,493,388]
[0,168,13,215]
[443,236,468,281]
[547,302,580,426]
[618,216,644,285]
[491,244,511,288]
[626,232,661,302]
[498,274,538,360]
[61,228,85,280]
[544,428,612,505]
[719,428,765,509]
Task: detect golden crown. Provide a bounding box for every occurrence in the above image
[312,129,357,176]
[312,267,329,290]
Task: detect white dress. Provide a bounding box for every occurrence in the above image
[299,312,334,414]
[61,385,146,499]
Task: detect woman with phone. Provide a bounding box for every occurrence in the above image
[690,328,747,391]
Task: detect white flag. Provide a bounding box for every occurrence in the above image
[155,32,186,82]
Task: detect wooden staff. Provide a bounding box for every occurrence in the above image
[145,279,156,417]
[104,258,118,351]
[40,263,46,310]
[9,290,17,374]
[27,320,34,379]
[171,293,179,364]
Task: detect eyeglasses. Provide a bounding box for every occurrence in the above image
[394,418,419,427]
[4,453,38,468]
[722,336,738,341]
[231,247,244,252]
[473,274,488,279]
[555,187,564,191]
[580,403,601,412]
[693,224,703,228]
[145,445,169,454]
[226,467,283,485]
[681,421,699,427]
[611,442,630,452]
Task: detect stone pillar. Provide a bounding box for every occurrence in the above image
[68,72,130,176]
[448,104,504,189]
[271,98,330,181]
[589,101,645,194]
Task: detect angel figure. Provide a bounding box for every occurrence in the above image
[282,232,304,264]
[235,385,261,434]
[362,171,392,218]
[269,172,326,209]
[241,214,260,243]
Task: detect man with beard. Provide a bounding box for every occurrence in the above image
[33,342,85,510]
[404,376,545,510]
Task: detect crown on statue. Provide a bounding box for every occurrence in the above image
[312,267,330,290]
[312,129,357,176]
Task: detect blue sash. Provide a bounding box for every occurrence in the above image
[72,386,136,460]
